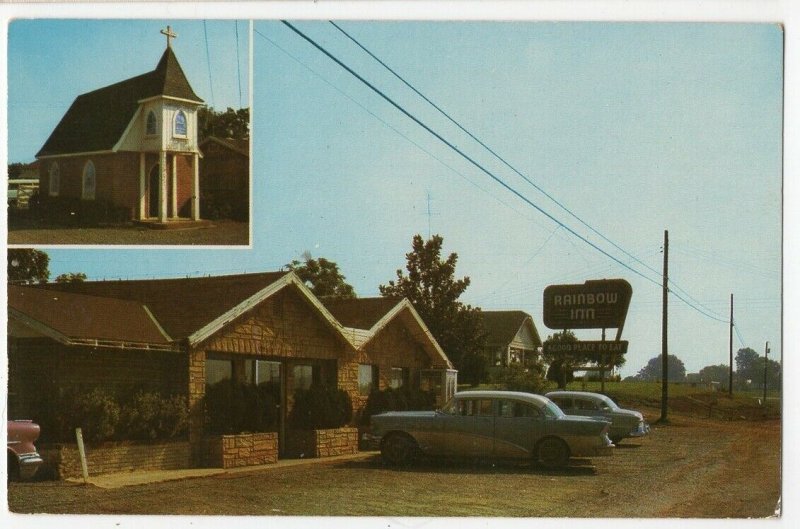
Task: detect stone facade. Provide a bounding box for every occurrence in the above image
[285,427,359,459]
[203,433,278,469]
[39,441,191,480]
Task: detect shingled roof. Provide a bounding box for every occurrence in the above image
[35,272,288,342]
[480,310,541,348]
[37,47,203,157]
[322,297,402,330]
[9,285,172,347]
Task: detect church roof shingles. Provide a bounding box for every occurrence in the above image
[37,47,203,157]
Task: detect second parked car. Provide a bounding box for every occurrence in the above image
[545,391,650,444]
[7,420,44,481]
[369,390,614,469]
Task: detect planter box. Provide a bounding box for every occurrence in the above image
[39,440,191,480]
[285,427,359,458]
[203,432,278,469]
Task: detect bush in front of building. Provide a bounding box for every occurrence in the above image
[31,195,131,226]
[34,386,190,443]
[288,385,353,430]
[118,391,189,441]
[489,364,548,394]
[360,387,437,425]
[204,380,280,435]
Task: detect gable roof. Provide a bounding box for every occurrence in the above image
[322,297,453,369]
[37,47,203,157]
[36,272,289,342]
[8,284,173,349]
[199,136,250,157]
[480,310,542,349]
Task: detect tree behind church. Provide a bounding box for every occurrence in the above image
[379,234,487,385]
[198,107,249,141]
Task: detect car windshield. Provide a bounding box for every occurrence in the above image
[543,400,565,418]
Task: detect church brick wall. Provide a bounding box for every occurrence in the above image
[175,154,195,217]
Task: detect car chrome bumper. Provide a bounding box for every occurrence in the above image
[17,453,44,480]
[629,421,651,437]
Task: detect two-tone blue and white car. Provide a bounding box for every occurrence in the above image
[369,390,614,469]
[546,391,650,444]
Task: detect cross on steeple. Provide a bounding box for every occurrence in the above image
[160,25,177,49]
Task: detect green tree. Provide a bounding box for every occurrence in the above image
[543,330,578,388]
[287,253,356,300]
[55,272,87,283]
[8,249,49,284]
[379,234,487,385]
[636,354,687,382]
[198,107,249,141]
[698,364,730,385]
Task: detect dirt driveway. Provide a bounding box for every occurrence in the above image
[8,414,780,517]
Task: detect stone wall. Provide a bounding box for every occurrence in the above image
[284,427,359,459]
[203,432,278,469]
[39,440,191,480]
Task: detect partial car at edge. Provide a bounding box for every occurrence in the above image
[368,390,614,469]
[7,420,44,481]
[545,390,650,444]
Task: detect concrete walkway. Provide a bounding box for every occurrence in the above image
[66,451,379,489]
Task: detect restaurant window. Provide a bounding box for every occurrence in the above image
[389,367,407,389]
[206,357,232,385]
[359,364,378,395]
[293,365,313,391]
[245,360,281,385]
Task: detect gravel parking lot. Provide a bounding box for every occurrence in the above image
[7,411,781,518]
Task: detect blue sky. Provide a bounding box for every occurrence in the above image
[8,20,783,377]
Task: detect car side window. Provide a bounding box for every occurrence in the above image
[498,399,540,418]
[577,399,598,411]
[552,397,571,409]
[476,399,493,416]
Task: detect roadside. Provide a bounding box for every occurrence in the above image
[8,412,781,517]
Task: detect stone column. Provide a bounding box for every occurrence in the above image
[159,150,168,223]
[192,152,200,220]
[138,153,146,220]
[171,154,178,218]
[188,349,206,466]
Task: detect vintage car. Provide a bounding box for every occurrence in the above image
[545,391,650,444]
[7,420,44,481]
[369,390,614,469]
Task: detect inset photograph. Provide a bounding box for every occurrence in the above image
[8,20,250,246]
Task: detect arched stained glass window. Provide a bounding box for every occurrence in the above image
[146,111,157,135]
[174,110,187,137]
[82,161,96,200]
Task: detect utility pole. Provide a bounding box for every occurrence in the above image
[763,341,770,403]
[729,294,734,396]
[660,230,669,422]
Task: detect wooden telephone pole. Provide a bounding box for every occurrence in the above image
[660,230,669,422]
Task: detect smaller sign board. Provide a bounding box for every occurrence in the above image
[542,340,628,357]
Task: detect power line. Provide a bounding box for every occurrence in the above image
[203,20,216,108]
[281,20,664,291]
[329,21,665,281]
[326,21,730,324]
[235,20,243,108]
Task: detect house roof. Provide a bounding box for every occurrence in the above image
[37,47,203,157]
[322,297,452,369]
[199,136,250,157]
[8,285,172,347]
[322,297,402,330]
[35,272,288,342]
[480,310,541,349]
